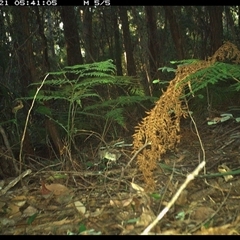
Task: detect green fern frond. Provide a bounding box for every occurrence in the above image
[30,78,69,86]
[105,108,125,127]
[83,95,157,111]
[64,59,116,74]
[79,72,114,78]
[24,94,68,101]
[79,77,116,87]
[115,76,146,96]
[178,61,240,97]
[23,60,152,136]
[116,95,157,106]
[230,83,240,91]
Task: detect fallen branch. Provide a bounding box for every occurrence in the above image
[141,160,205,235]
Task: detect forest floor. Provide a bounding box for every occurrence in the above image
[1,117,240,235]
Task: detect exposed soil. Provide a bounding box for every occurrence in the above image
[1,117,240,235]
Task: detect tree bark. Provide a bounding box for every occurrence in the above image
[82,7,94,63]
[112,7,123,76]
[35,7,50,73]
[12,7,36,157]
[208,6,223,55]
[164,6,185,60]
[145,6,161,79]
[13,7,37,88]
[60,6,83,66]
[119,6,136,76]
[35,7,65,157]
[224,6,237,45]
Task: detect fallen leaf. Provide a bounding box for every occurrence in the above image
[56,193,73,205]
[40,181,71,200]
[40,181,52,199]
[110,197,133,208]
[45,183,70,196]
[23,206,38,217]
[191,206,215,221]
[7,203,21,218]
[136,207,156,227]
[194,224,237,235]
[11,195,27,207]
[74,201,86,215]
[131,182,145,193]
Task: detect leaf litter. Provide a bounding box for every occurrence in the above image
[1,120,240,234]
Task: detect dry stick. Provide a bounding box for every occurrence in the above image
[141,160,205,235]
[0,125,19,174]
[19,74,49,176]
[115,139,151,190]
[141,101,206,235]
[187,105,206,172]
[124,139,151,170]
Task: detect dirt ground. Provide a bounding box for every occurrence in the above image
[1,116,240,235]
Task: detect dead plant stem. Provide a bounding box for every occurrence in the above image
[19,74,49,177]
[141,160,206,235]
[124,139,151,170]
[141,100,206,235]
[0,125,18,174]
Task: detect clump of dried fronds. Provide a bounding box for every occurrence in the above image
[133,41,240,190]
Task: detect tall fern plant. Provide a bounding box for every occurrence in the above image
[24,59,156,151]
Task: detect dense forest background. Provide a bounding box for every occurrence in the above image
[0,6,240,176]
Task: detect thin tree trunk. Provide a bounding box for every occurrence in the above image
[131,7,152,95]
[35,7,65,157]
[164,6,185,60]
[145,6,160,79]
[208,6,223,55]
[224,6,237,45]
[60,6,83,66]
[119,6,136,76]
[12,7,36,157]
[112,7,123,76]
[82,7,94,63]
[35,7,50,73]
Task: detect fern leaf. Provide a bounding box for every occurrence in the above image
[105,108,125,127]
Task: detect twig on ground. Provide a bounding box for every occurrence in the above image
[124,139,151,170]
[0,125,19,174]
[141,160,205,235]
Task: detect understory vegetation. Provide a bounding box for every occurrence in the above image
[0,6,240,235]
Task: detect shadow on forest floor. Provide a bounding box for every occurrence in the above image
[1,117,240,235]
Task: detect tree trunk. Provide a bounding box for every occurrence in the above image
[224,6,237,45]
[82,7,94,63]
[208,6,223,55]
[12,7,36,157]
[35,7,50,73]
[131,7,152,95]
[145,6,161,79]
[238,6,240,29]
[12,7,37,88]
[164,6,185,60]
[112,7,123,76]
[119,6,136,76]
[35,7,65,157]
[45,8,56,66]
[60,6,83,66]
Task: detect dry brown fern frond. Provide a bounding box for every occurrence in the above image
[211,41,240,63]
[132,75,188,190]
[132,41,240,190]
